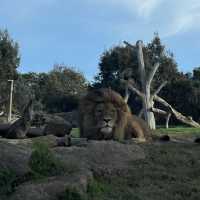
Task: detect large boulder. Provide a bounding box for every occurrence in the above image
[54,140,146,177]
[9,172,93,200]
[43,115,72,137]
[26,127,45,138]
[0,135,70,148]
[55,111,78,128]
[0,141,31,176]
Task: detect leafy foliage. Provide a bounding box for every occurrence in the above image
[0,29,20,107]
[0,29,20,81]
[59,187,85,200]
[94,34,178,92]
[160,73,200,122]
[43,65,87,112]
[0,169,17,196]
[14,65,88,113]
[29,142,65,177]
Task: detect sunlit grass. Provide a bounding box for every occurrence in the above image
[155,127,200,137]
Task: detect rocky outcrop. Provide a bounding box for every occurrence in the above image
[9,172,93,200]
[54,141,145,177]
[0,137,145,200]
[0,141,31,176]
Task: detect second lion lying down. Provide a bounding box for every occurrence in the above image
[79,88,152,141]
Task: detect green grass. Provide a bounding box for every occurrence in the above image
[85,143,200,200]
[71,128,80,138]
[58,187,85,200]
[0,169,17,197]
[71,127,200,138]
[29,142,65,177]
[155,127,200,138]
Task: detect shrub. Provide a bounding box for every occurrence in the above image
[29,142,64,177]
[58,187,85,200]
[0,169,17,196]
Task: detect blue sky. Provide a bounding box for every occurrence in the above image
[1,0,200,81]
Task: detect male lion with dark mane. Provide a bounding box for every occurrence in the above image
[79,88,152,141]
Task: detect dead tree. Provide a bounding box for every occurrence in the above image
[154,95,200,128]
[123,40,163,129]
[122,40,200,129]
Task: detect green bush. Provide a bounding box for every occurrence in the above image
[58,187,85,200]
[29,142,64,177]
[0,169,17,196]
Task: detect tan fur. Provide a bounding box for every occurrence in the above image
[79,88,152,141]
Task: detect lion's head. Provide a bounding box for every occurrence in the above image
[93,102,118,138]
[79,88,132,140]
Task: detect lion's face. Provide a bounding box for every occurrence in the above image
[94,102,118,138]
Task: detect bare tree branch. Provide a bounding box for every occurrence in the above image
[154,95,200,128]
[123,41,134,48]
[0,111,4,116]
[124,85,130,103]
[136,41,146,88]
[152,108,168,115]
[166,113,171,129]
[151,81,167,101]
[120,79,144,99]
[147,63,160,86]
[127,82,144,99]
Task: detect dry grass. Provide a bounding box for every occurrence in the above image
[87,142,200,200]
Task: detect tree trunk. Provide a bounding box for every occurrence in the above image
[136,41,156,130]
[166,113,171,129]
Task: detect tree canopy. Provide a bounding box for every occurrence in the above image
[94,34,179,92]
[14,65,88,113]
[0,29,20,81]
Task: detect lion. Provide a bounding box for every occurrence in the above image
[79,88,152,141]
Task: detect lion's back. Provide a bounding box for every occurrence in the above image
[125,115,152,141]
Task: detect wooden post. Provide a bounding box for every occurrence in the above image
[8,80,14,122]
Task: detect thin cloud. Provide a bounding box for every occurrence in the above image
[87,0,200,37]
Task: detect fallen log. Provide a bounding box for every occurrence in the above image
[154,95,200,128]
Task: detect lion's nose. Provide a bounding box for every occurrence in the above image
[104,118,111,123]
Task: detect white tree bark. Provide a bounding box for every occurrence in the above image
[126,79,200,128]
[136,41,156,129]
[154,95,200,128]
[166,113,171,129]
[123,40,200,129]
[151,108,171,129]
[0,111,4,116]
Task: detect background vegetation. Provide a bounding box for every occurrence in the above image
[0,29,199,126]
